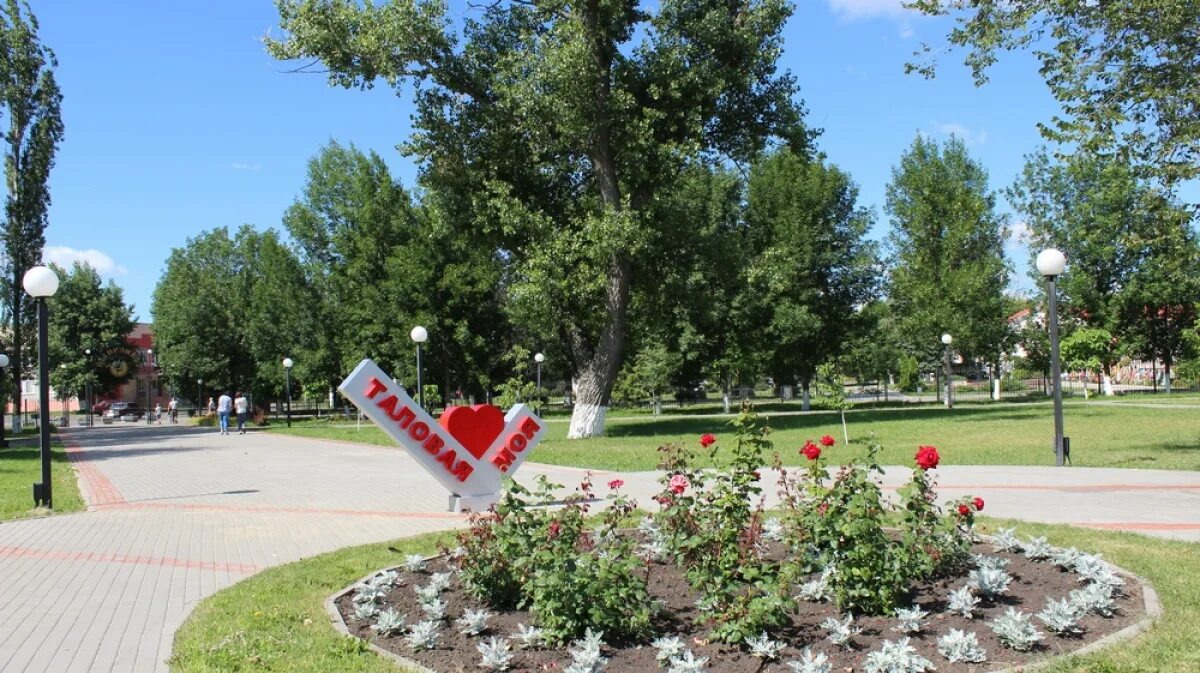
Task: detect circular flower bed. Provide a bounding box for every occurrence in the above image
[333,409,1152,673]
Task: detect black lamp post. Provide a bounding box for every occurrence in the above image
[0,353,9,448]
[1038,248,1069,466]
[197,378,202,415]
[84,348,93,427]
[411,326,428,409]
[534,352,545,398]
[941,333,953,409]
[145,349,154,425]
[282,357,294,428]
[24,265,58,508]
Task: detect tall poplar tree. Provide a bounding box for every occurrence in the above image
[886,136,1011,372]
[0,0,62,430]
[266,0,809,437]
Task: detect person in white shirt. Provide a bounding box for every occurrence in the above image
[234,392,249,435]
[168,397,178,424]
[217,392,233,435]
[154,403,162,424]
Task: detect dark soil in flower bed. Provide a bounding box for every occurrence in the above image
[335,541,1146,673]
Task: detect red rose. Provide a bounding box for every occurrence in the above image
[608,479,624,490]
[973,496,984,511]
[958,504,970,517]
[820,435,836,447]
[751,470,761,481]
[915,445,940,470]
[699,433,716,448]
[548,520,562,539]
[802,440,821,461]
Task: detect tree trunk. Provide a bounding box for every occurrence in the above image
[10,279,22,433]
[566,256,631,438]
[1164,359,1173,394]
[800,379,811,411]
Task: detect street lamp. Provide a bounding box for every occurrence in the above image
[84,348,93,427]
[145,349,154,425]
[1037,247,1069,467]
[941,333,953,409]
[197,378,203,416]
[411,326,428,409]
[23,265,58,508]
[0,353,8,447]
[534,353,545,397]
[282,357,294,428]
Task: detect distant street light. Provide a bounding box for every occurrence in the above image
[1037,247,1069,466]
[197,378,203,416]
[0,353,9,447]
[85,348,93,427]
[411,326,428,409]
[283,357,294,428]
[24,265,58,508]
[941,333,953,409]
[534,353,545,397]
[146,349,154,425]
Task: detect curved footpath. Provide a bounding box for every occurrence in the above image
[1,425,1197,672]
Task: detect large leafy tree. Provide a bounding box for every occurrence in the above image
[906,0,1200,185]
[0,0,62,430]
[282,142,506,402]
[1007,150,1176,379]
[742,150,879,409]
[886,136,1011,373]
[267,0,809,437]
[46,263,136,402]
[151,226,322,405]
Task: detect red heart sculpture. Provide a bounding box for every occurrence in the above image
[439,405,505,461]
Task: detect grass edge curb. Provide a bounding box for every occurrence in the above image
[325,561,440,673]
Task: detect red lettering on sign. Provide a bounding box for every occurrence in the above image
[491,447,516,472]
[376,394,399,417]
[520,416,541,439]
[365,377,388,400]
[452,460,474,482]
[506,433,528,453]
[423,434,445,455]
[409,421,431,442]
[436,448,458,471]
[391,405,415,428]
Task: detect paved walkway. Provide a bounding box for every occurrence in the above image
[1,424,1197,672]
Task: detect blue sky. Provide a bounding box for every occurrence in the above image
[33,0,1120,319]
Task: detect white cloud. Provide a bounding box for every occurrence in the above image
[932,122,989,147]
[1009,218,1033,245]
[826,0,910,20]
[231,162,262,171]
[43,246,128,276]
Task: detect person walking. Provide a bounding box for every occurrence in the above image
[168,397,178,424]
[234,391,249,435]
[207,397,216,415]
[154,402,163,424]
[217,391,233,435]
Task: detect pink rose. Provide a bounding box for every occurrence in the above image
[669,474,689,495]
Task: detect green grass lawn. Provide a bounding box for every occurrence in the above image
[268,401,1200,471]
[168,521,1199,673]
[0,441,86,520]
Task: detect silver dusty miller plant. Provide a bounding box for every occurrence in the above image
[971,553,1009,572]
[428,570,454,593]
[405,619,441,650]
[863,638,935,673]
[1037,597,1086,635]
[821,614,860,649]
[991,527,1023,553]
[353,583,386,606]
[947,585,980,619]
[477,636,513,672]
[1050,546,1083,570]
[936,628,987,663]
[565,629,607,673]
[666,650,710,673]
[421,597,447,622]
[352,600,380,621]
[414,582,442,605]
[786,648,832,673]
[990,607,1044,651]
[762,516,785,542]
[969,565,1012,599]
[797,567,834,602]
[1074,554,1125,591]
[403,554,428,573]
[1071,582,1118,617]
[892,606,928,634]
[371,608,406,636]
[456,607,492,635]
[513,622,545,649]
[652,635,686,663]
[1023,536,1053,561]
[746,632,784,660]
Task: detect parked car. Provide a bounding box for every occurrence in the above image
[91,399,112,415]
[102,402,143,422]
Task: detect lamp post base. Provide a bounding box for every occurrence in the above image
[32,482,49,508]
